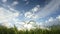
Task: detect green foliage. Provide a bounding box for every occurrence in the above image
[0,25,60,34]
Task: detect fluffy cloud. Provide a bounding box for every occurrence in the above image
[48,17,54,22]
[0,3,38,30]
[24,5,40,20]
[56,15,60,20]
[15,20,38,30]
[0,7,20,27]
[24,0,60,20]
[25,12,38,19]
[49,16,60,25]
[2,0,7,3]
[11,1,18,6]
[40,15,60,27]
[25,12,32,18]
[32,5,40,12]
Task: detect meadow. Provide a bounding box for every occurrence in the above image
[0,25,60,34]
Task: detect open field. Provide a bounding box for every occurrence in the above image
[0,25,60,34]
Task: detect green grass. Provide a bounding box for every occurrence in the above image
[0,25,60,34]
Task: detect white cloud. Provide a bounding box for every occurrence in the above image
[0,4,38,30]
[42,15,60,26]
[2,0,7,3]
[24,20,38,30]
[11,1,18,6]
[16,20,38,30]
[35,15,60,29]
[0,7,20,27]
[25,12,33,18]
[24,24,32,29]
[25,0,60,19]
[7,5,20,13]
[36,0,60,18]
[32,5,40,12]
[25,12,38,19]
[48,17,54,22]
[56,15,60,20]
[25,5,40,19]
[32,15,38,19]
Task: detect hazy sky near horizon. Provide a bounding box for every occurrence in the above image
[0,0,60,29]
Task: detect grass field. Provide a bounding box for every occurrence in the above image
[0,25,60,34]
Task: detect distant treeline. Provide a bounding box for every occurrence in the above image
[0,25,60,34]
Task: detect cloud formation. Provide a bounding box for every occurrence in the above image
[32,5,40,12]
[39,15,60,27]
[36,0,60,18]
[0,0,60,30]
[25,12,38,19]
[26,0,60,19]
[2,0,7,3]
[0,7,20,27]
[11,1,18,6]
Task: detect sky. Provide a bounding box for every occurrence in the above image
[0,0,60,30]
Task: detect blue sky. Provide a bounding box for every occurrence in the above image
[0,0,60,30]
